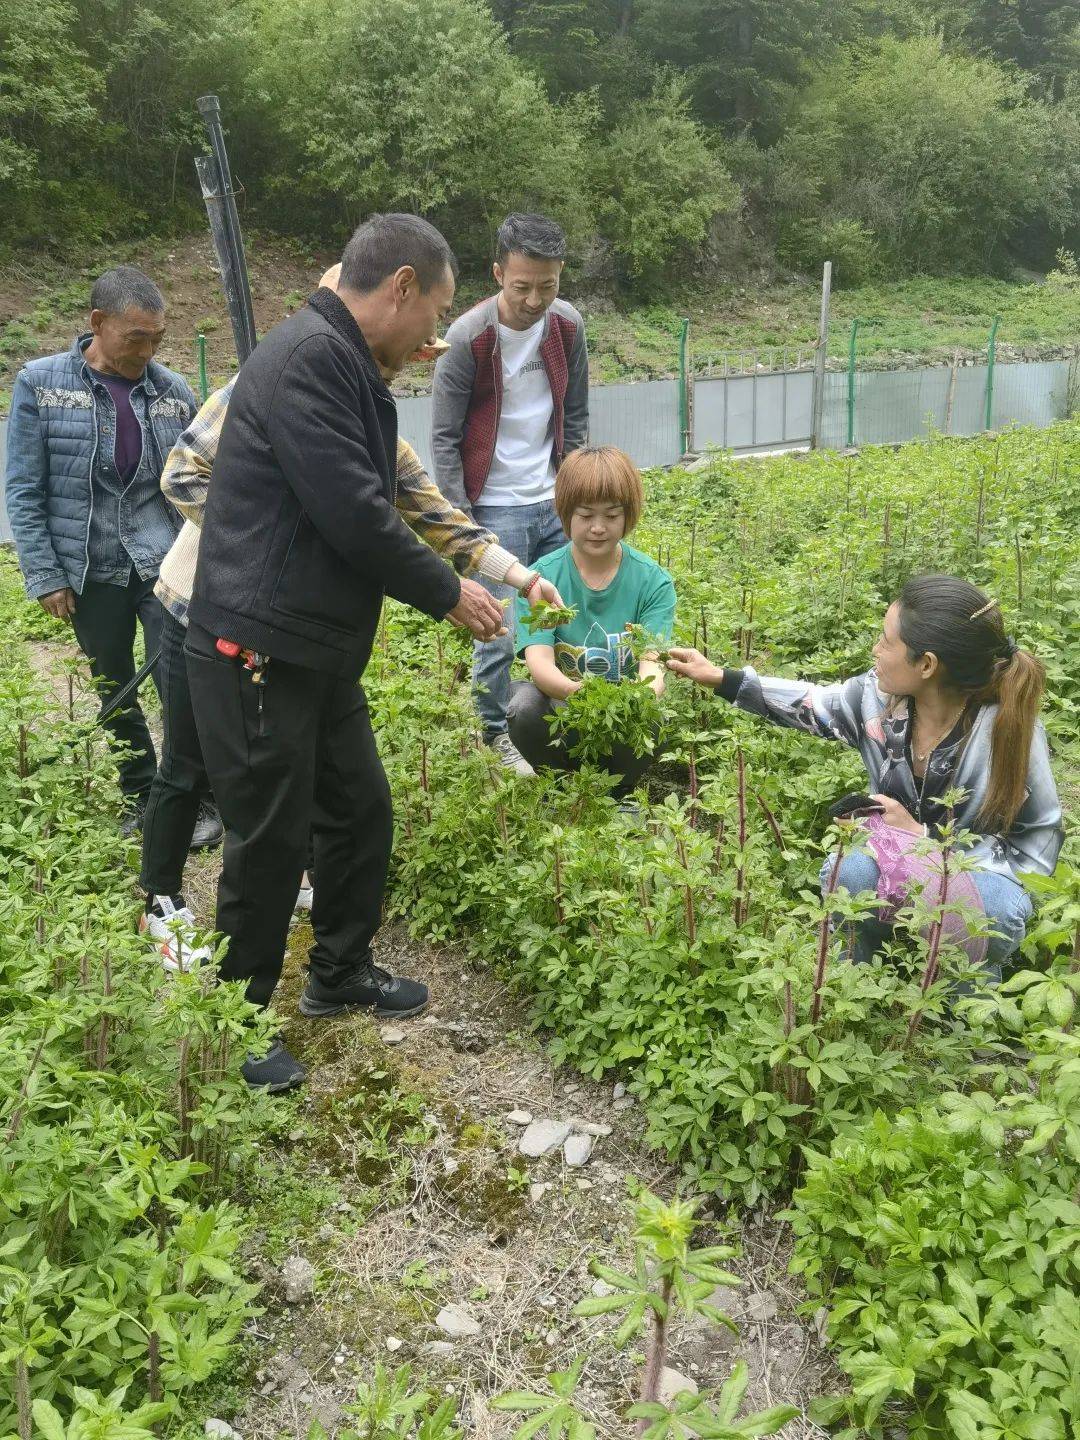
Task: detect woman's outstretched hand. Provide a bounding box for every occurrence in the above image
[666,647,725,689]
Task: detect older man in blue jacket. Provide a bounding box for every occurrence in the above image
[4,266,201,834]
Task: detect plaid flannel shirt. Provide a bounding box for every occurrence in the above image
[156,377,513,622]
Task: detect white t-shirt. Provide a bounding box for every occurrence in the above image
[482,319,556,506]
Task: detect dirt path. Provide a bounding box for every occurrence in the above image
[30,636,835,1438]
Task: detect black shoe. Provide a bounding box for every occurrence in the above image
[189,798,224,851]
[298,960,429,1019]
[241,1038,307,1093]
[120,796,148,839]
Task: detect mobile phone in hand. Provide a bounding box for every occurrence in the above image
[828,792,886,820]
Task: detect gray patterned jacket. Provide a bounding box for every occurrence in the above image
[4,336,196,598]
[726,666,1064,883]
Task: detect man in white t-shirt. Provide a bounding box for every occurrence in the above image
[431,214,589,774]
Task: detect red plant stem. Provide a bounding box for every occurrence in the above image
[420,738,429,793]
[178,1035,191,1157]
[553,843,565,925]
[675,836,697,949]
[712,817,726,874]
[904,846,952,1048]
[97,951,113,1069]
[811,837,845,1026]
[753,791,786,852]
[700,606,709,657]
[688,746,698,827]
[4,1036,47,1145]
[16,1357,30,1440]
[734,747,748,925]
[783,979,796,1103]
[689,519,697,572]
[17,724,28,779]
[637,1274,674,1432]
[148,1331,161,1402]
[638,877,654,937]
[496,802,508,846]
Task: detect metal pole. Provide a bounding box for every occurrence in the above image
[196,95,257,364]
[984,316,1000,431]
[811,261,832,449]
[677,317,691,454]
[846,318,859,448]
[196,333,209,403]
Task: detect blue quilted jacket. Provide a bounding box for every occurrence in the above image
[4,337,197,598]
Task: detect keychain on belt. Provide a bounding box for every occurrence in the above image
[216,638,270,721]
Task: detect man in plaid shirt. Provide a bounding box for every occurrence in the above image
[140,294,561,975]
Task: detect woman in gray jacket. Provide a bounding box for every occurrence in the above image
[667,574,1064,978]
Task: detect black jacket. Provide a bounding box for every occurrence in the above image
[189,289,461,678]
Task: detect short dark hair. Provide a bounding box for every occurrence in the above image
[495,213,567,264]
[339,213,458,294]
[90,266,165,317]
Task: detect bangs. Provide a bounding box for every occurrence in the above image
[555,446,643,532]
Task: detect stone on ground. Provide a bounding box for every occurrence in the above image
[436,1303,482,1338]
[519,1118,573,1157]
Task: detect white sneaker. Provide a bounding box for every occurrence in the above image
[140,895,212,973]
[488,733,536,778]
[295,881,314,912]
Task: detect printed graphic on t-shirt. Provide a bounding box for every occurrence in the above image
[554,622,632,681]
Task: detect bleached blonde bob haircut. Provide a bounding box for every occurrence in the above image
[554,445,644,535]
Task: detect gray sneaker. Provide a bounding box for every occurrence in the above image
[487,732,536,778]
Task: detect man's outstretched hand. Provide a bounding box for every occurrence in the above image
[447,578,507,642]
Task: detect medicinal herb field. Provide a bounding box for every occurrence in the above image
[0,421,1076,1438]
[365,420,1080,1436]
[0,585,275,1436]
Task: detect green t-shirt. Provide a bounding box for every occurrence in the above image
[515,542,677,682]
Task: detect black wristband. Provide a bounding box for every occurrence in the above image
[717,667,746,702]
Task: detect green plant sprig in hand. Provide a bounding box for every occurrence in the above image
[525,598,577,633]
[623,622,672,665]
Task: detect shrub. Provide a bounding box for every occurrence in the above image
[776,217,882,287]
[591,78,740,288]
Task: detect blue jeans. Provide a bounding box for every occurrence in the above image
[819,849,1032,986]
[471,499,566,736]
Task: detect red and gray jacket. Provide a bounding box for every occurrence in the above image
[430,295,589,511]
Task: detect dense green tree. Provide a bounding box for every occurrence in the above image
[0,0,101,239]
[765,34,1079,273]
[489,0,652,109]
[249,0,594,258]
[591,78,740,285]
[907,0,1080,98]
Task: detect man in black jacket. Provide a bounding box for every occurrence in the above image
[187,214,509,1091]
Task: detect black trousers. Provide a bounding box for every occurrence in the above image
[184,622,392,1009]
[71,572,163,799]
[507,680,655,794]
[140,608,209,896]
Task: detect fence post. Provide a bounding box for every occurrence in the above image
[196,332,209,403]
[811,261,832,449]
[678,317,691,455]
[984,316,1000,431]
[846,319,859,448]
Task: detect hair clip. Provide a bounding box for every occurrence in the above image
[968,598,997,621]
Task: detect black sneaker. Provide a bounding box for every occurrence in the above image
[241,1038,307,1093]
[190,798,224,851]
[120,796,148,839]
[298,960,429,1019]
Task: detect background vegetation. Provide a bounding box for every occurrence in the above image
[1,0,1078,292]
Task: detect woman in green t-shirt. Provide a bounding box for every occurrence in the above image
[509,446,676,791]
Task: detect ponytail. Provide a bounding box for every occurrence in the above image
[976,647,1046,832]
[897,575,1046,833]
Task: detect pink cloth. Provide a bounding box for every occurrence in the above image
[862,814,988,965]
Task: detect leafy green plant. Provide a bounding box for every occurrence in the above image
[308,1363,463,1440]
[493,1189,797,1437]
[547,677,663,762]
[0,611,270,1434]
[524,598,578,633]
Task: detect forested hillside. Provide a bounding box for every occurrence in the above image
[2,0,1078,292]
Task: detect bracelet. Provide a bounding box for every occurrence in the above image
[522,572,542,600]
